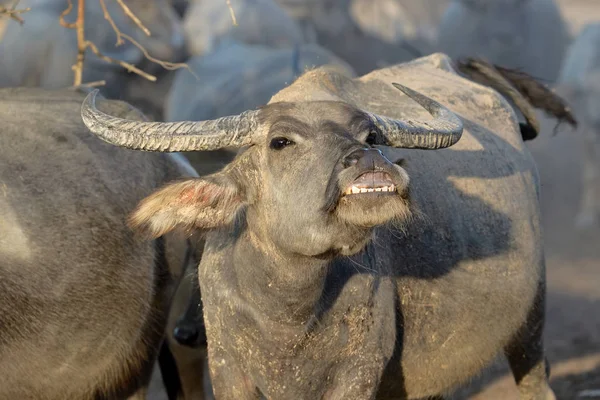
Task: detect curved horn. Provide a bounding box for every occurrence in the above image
[366,83,463,149]
[80,90,259,152]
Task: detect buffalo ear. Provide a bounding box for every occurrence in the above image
[128,172,244,239]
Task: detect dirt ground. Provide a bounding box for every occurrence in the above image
[148,1,600,399]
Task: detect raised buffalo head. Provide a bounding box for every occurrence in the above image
[81,84,462,256]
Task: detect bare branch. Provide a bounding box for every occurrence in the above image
[72,0,87,86]
[99,0,124,46]
[70,80,107,90]
[79,80,107,88]
[114,0,150,36]
[226,0,238,26]
[59,0,76,28]
[86,40,157,81]
[0,1,31,25]
[58,0,192,86]
[119,32,198,79]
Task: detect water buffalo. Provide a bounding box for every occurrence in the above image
[274,0,448,75]
[557,22,600,229]
[0,87,195,399]
[437,0,570,84]
[183,0,306,57]
[347,0,449,45]
[81,53,555,399]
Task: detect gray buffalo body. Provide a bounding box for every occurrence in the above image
[557,22,600,229]
[437,0,570,84]
[81,53,555,399]
[0,88,195,399]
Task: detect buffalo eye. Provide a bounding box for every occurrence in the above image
[269,137,294,150]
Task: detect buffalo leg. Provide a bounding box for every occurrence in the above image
[504,281,555,400]
[158,340,183,400]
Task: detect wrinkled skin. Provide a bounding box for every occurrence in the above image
[556,23,600,230]
[0,88,195,399]
[124,54,555,399]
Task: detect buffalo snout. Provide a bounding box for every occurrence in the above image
[342,148,392,171]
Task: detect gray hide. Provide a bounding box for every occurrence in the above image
[557,22,600,229]
[0,87,194,399]
[183,0,305,57]
[0,0,185,101]
[274,0,447,75]
[82,53,554,399]
[437,0,570,83]
[165,40,355,176]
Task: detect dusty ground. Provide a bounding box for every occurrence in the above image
[148,1,600,399]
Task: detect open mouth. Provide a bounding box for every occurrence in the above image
[342,171,397,196]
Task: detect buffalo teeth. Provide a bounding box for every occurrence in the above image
[344,185,397,195]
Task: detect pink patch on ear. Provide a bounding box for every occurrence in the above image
[177,182,225,206]
[177,187,198,204]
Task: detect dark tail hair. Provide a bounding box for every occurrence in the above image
[456,57,577,140]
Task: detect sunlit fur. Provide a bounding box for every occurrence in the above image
[129,175,243,239]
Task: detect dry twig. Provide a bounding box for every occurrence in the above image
[226,0,238,26]
[73,0,86,86]
[120,32,197,79]
[99,0,124,46]
[59,0,193,86]
[86,40,156,81]
[0,1,31,25]
[77,80,107,88]
[59,0,76,28]
[114,0,150,36]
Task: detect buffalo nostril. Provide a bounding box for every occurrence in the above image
[343,157,359,168]
[394,158,407,167]
[173,325,199,347]
[343,148,369,168]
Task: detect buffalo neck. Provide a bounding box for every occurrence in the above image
[232,228,331,327]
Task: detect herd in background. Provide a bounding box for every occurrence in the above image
[0,0,598,227]
[0,0,599,399]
